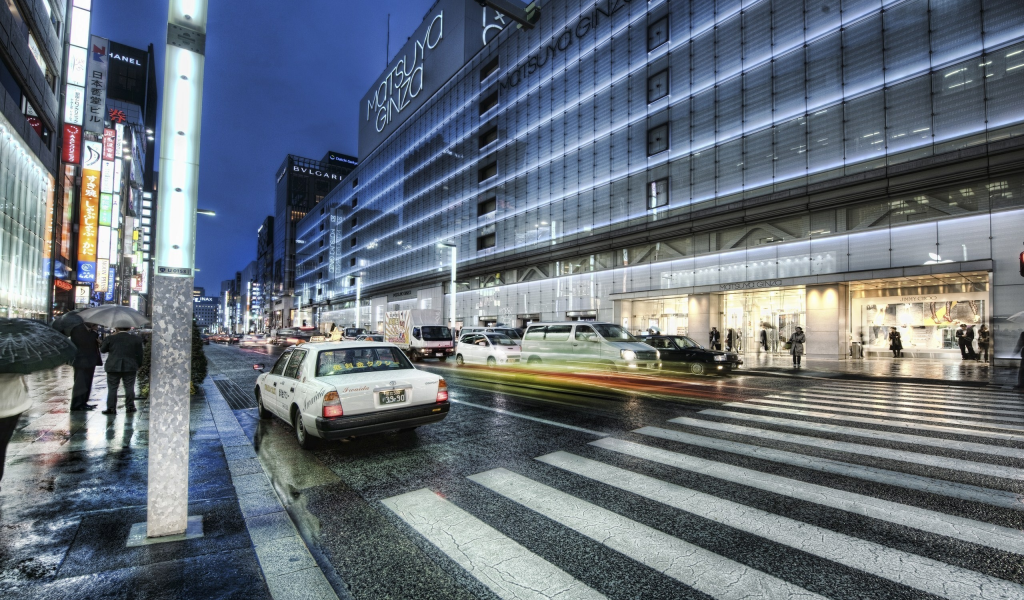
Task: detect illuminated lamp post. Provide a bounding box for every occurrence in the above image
[439,242,456,332]
[133,0,209,543]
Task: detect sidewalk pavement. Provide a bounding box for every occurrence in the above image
[739,352,1019,387]
[0,365,302,599]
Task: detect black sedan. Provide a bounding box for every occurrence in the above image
[639,335,743,375]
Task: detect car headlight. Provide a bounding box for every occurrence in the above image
[714,355,727,362]
[620,350,636,361]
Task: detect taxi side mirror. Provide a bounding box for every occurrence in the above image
[253,364,265,372]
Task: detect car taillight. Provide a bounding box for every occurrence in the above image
[322,391,343,418]
[436,379,448,403]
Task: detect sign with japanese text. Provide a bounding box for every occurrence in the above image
[62,124,81,164]
[85,36,109,134]
[68,45,88,86]
[100,160,114,193]
[111,194,120,230]
[77,140,103,282]
[96,258,109,291]
[99,193,112,226]
[102,128,116,160]
[105,268,115,301]
[97,226,110,259]
[64,85,84,126]
[75,285,91,305]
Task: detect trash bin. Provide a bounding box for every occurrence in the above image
[850,342,863,359]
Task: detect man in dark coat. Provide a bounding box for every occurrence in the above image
[69,323,102,411]
[709,327,721,351]
[100,328,145,414]
[956,324,968,359]
[965,325,977,360]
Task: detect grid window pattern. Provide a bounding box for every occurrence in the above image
[301,0,1024,300]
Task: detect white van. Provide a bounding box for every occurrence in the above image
[519,322,660,369]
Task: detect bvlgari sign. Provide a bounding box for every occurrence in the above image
[358,0,491,160]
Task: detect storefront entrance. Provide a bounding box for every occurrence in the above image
[628,297,689,336]
[721,288,806,355]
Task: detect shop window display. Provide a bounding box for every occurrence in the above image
[859,297,985,355]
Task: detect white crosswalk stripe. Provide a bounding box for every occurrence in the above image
[468,467,827,600]
[635,425,1024,510]
[590,437,1024,554]
[709,403,1024,442]
[668,416,1024,480]
[774,390,1024,413]
[764,394,1024,421]
[801,382,1021,399]
[697,410,1024,459]
[727,399,1024,432]
[382,488,606,600]
[535,451,1024,600]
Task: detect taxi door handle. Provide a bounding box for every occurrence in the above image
[272,382,277,387]
[290,387,295,393]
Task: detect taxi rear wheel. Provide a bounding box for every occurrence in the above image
[255,389,271,420]
[292,406,317,450]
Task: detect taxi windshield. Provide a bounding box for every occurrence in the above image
[315,347,413,377]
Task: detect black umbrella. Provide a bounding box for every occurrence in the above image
[52,308,86,335]
[0,319,77,374]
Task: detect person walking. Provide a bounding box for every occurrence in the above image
[0,373,30,490]
[888,326,903,358]
[760,327,768,352]
[978,325,991,362]
[956,324,968,359]
[69,323,101,411]
[99,327,145,415]
[790,327,806,367]
[709,327,721,351]
[726,329,736,352]
[965,324,978,360]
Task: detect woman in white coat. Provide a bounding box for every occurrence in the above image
[0,373,30,489]
[790,327,806,368]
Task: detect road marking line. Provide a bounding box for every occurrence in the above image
[698,410,1024,459]
[765,394,1024,421]
[468,467,825,600]
[634,426,1024,510]
[708,404,1024,442]
[591,437,1024,554]
[449,399,609,437]
[381,488,606,600]
[775,390,1024,412]
[669,416,1024,480]
[537,451,1024,600]
[730,399,1024,432]
[806,382,1020,399]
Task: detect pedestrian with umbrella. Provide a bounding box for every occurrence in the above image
[0,319,77,489]
[69,322,101,411]
[79,306,149,415]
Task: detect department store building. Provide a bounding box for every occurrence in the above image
[298,0,1024,363]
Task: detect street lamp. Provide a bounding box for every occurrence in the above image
[196,208,215,216]
[439,242,456,332]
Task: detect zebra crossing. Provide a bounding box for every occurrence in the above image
[381,379,1024,599]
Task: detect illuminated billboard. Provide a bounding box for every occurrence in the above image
[77,141,103,281]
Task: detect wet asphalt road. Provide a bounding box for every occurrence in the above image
[206,343,1024,600]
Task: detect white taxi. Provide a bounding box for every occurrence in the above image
[455,332,521,366]
[253,342,449,449]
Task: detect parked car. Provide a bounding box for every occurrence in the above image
[355,334,384,342]
[252,342,450,448]
[639,335,743,375]
[343,327,369,341]
[519,322,659,370]
[459,326,524,341]
[456,333,521,366]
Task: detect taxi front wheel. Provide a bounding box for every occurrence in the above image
[255,389,271,420]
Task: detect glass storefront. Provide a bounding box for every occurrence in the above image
[629,297,689,336]
[722,289,807,355]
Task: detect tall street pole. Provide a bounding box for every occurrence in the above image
[440,242,456,330]
[145,0,208,539]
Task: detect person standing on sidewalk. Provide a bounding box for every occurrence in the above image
[69,323,101,411]
[889,326,903,358]
[709,327,721,351]
[790,327,806,368]
[99,328,144,415]
[978,325,991,362]
[0,373,31,490]
[965,324,978,360]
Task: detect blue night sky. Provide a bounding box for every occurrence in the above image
[89,0,434,293]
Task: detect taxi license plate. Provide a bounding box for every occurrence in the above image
[380,390,406,405]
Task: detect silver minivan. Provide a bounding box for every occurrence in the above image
[520,322,660,369]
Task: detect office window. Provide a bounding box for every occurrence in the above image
[351,237,357,247]
[648,69,669,103]
[480,56,499,81]
[319,239,324,247]
[351,217,357,228]
[479,126,498,149]
[478,161,498,182]
[648,178,669,209]
[477,232,496,250]
[319,223,324,231]
[350,257,356,267]
[647,124,669,156]
[348,277,356,286]
[352,178,358,188]
[478,196,497,216]
[479,90,498,115]
[648,16,669,51]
